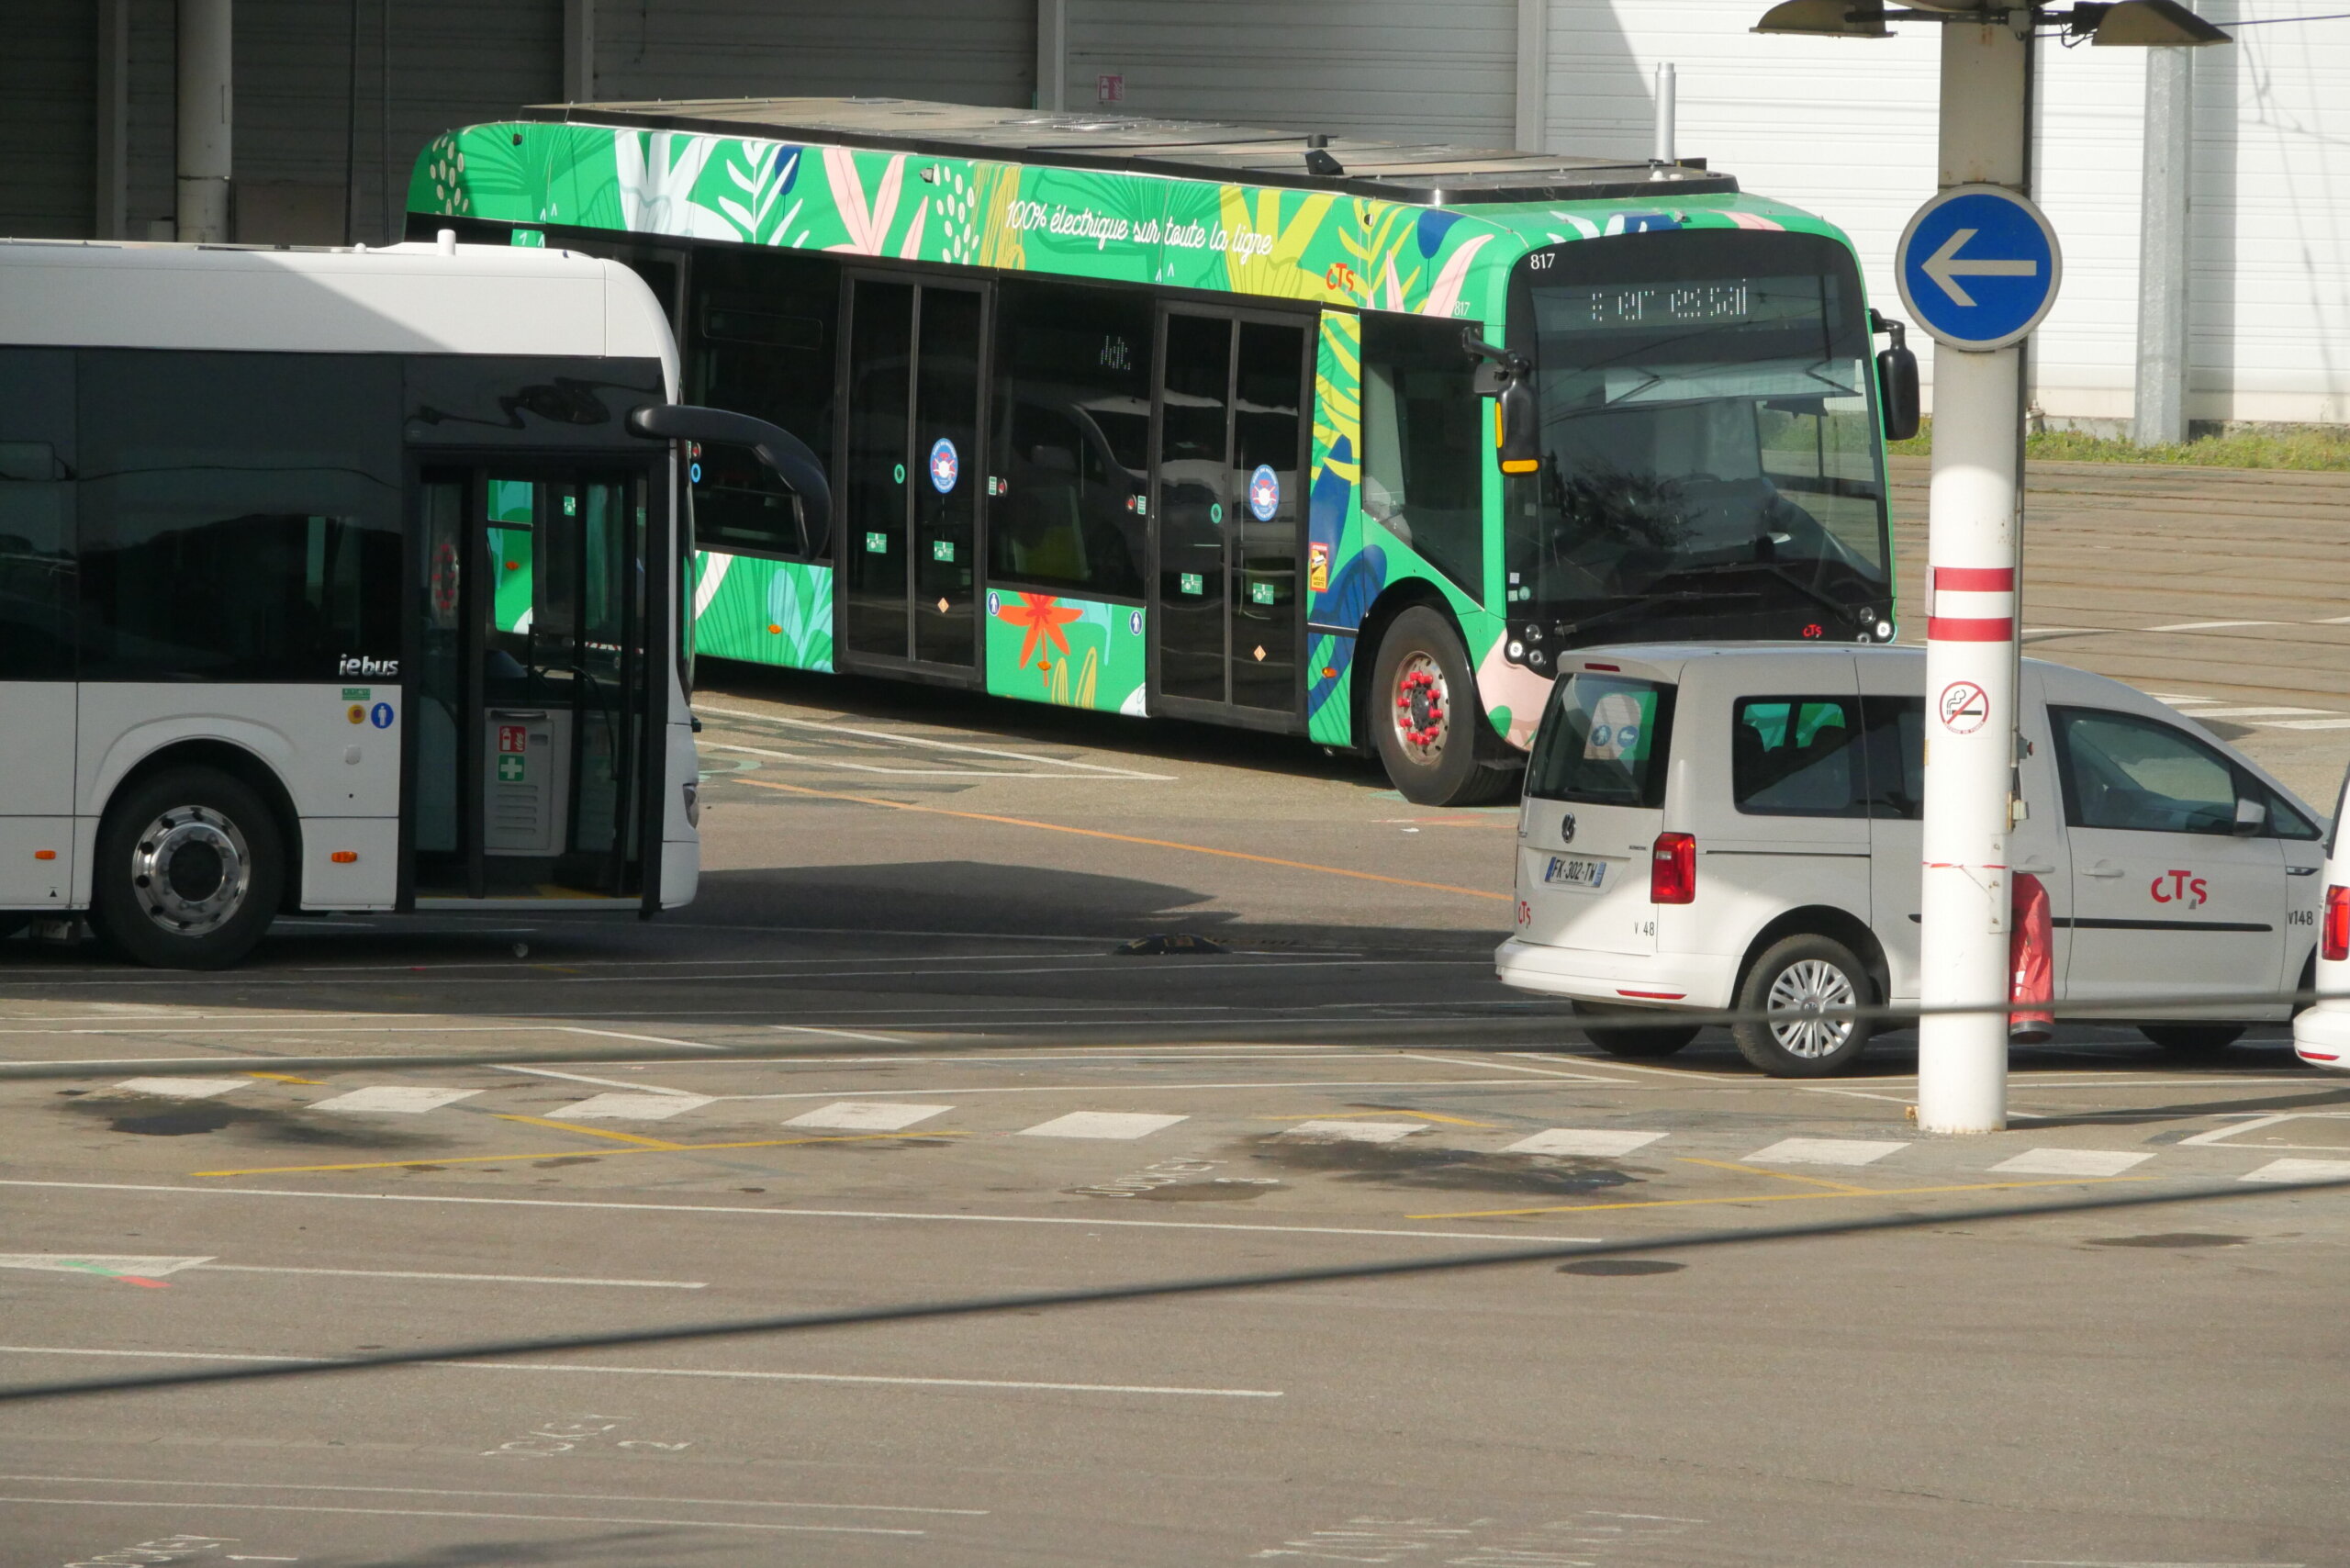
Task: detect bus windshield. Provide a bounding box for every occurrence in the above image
[1504,230,1892,643]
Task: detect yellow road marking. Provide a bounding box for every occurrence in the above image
[1677,1157,1876,1195]
[1408,1175,2151,1221]
[191,1130,970,1179]
[245,1072,327,1086]
[733,777,1511,903]
[490,1114,687,1149]
[1259,1111,1501,1127]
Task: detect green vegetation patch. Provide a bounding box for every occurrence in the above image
[1887,416,2350,471]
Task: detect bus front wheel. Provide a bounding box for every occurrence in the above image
[95,768,285,969]
[1370,607,1517,807]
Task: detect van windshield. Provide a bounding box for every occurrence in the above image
[1527,671,1675,807]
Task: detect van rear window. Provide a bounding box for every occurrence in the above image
[1527,672,1675,807]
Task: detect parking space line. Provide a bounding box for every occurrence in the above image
[693,702,1175,777]
[1411,1175,2150,1220]
[489,1114,690,1148]
[734,777,1514,902]
[1679,1158,1878,1195]
[190,1264,706,1288]
[4,1179,1603,1244]
[189,1130,971,1178]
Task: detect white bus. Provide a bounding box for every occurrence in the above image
[0,237,822,967]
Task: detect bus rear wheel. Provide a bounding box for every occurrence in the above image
[95,768,284,970]
[1370,607,1518,807]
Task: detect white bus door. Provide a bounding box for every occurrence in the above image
[0,350,75,910]
[410,464,656,906]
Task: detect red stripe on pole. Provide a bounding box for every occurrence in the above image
[1927,617,2015,642]
[1933,566,2015,592]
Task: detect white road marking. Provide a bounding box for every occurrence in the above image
[0,1254,211,1278]
[189,1264,705,1288]
[0,1472,988,1515]
[1505,1129,1668,1158]
[0,1344,1281,1398]
[310,1086,481,1114]
[1987,1148,2154,1178]
[2240,1158,2350,1183]
[2179,705,2332,718]
[0,1180,1602,1244]
[768,1023,912,1044]
[0,1493,918,1535]
[495,1065,705,1095]
[1278,1120,1426,1143]
[2146,620,2282,632]
[726,1078,1563,1102]
[693,703,1172,777]
[1743,1137,1908,1167]
[549,1092,716,1121]
[701,738,1148,781]
[2262,717,2350,730]
[1018,1111,1189,1139]
[112,1078,249,1099]
[785,1101,954,1132]
[2178,1113,2310,1148]
[558,1025,727,1053]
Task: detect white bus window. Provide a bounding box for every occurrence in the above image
[0,348,74,681]
[77,352,402,681]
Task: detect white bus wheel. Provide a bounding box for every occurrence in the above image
[95,768,285,970]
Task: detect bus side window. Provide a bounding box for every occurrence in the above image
[685,247,840,559]
[1360,311,1483,604]
[0,348,76,681]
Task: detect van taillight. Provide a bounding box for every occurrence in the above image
[1651,833,1695,904]
[2324,884,2350,962]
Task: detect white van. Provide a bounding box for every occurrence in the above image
[2290,771,2350,1070]
[1495,644,2324,1076]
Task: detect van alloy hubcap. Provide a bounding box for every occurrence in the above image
[1393,654,1448,759]
[1765,959,1857,1058]
[130,807,251,935]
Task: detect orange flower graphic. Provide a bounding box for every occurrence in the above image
[1003,592,1080,670]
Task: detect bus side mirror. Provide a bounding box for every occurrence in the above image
[1872,314,1921,442]
[629,403,834,557]
[1496,377,1541,476]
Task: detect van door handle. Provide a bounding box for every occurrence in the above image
[2082,860,2125,879]
[2288,864,2321,877]
[2014,859,2055,874]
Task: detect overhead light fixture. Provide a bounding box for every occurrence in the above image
[2066,1,2231,46]
[1752,0,1890,37]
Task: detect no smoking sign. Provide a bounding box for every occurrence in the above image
[1939,681,1989,734]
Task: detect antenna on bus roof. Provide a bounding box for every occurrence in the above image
[1651,62,1678,174]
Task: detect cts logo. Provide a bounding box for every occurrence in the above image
[339,655,399,678]
[2150,869,2209,909]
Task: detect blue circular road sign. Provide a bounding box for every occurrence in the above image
[1895,184,2063,353]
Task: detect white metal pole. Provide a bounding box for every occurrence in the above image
[175,0,232,243]
[1917,16,2029,1135]
[2134,47,2192,445]
[1653,62,1677,163]
[1516,0,1550,152]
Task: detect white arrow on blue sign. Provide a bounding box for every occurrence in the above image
[1895,183,2063,353]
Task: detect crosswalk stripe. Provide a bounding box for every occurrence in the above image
[2241,1157,2350,1183]
[1988,1148,2153,1177]
[1505,1129,1668,1158]
[785,1102,954,1132]
[1744,1137,1908,1167]
[310,1087,482,1114]
[112,1078,250,1100]
[1017,1112,1187,1140]
[1279,1120,1427,1144]
[550,1093,716,1122]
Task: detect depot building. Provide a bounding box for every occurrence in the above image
[5,1,2341,438]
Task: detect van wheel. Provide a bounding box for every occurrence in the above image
[1572,1003,1699,1058]
[94,768,284,970]
[2140,1024,2244,1054]
[1369,607,1518,807]
[1731,934,1874,1077]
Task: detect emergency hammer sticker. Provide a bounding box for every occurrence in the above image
[1938,680,1989,734]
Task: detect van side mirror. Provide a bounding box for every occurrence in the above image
[1463,328,1542,476]
[1872,312,1921,442]
[629,403,833,557]
[2234,796,2267,835]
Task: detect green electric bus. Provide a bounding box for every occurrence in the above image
[408,98,1904,805]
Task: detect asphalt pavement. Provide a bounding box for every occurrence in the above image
[6,458,2350,1565]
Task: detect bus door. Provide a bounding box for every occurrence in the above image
[409,462,655,905]
[837,274,986,677]
[1150,309,1309,722]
